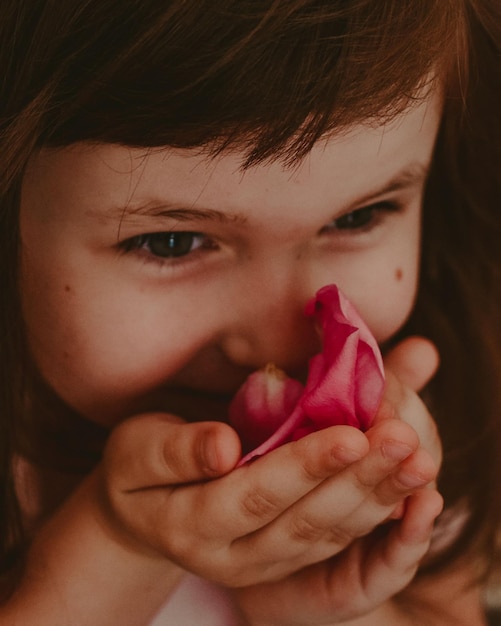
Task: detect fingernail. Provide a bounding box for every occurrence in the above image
[396,470,429,489]
[381,440,414,461]
[334,445,364,464]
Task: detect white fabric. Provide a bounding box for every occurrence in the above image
[150,575,241,626]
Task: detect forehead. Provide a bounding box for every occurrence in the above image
[24,89,442,218]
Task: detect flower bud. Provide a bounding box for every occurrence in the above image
[228,363,303,452]
[229,284,385,464]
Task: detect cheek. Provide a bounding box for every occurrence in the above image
[355,263,419,343]
[23,275,232,426]
[331,209,422,343]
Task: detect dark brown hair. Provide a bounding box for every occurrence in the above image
[0,0,500,594]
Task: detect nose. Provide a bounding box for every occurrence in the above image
[219,268,320,375]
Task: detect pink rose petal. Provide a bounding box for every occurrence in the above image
[228,363,304,451]
[229,284,385,464]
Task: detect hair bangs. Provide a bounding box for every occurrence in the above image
[11,1,469,169]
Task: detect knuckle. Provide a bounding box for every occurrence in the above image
[324,523,357,548]
[240,488,280,520]
[293,447,332,483]
[288,515,325,543]
[299,460,331,483]
[289,437,334,482]
[353,469,379,491]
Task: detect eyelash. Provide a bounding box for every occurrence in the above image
[120,231,216,266]
[322,201,400,234]
[120,201,399,266]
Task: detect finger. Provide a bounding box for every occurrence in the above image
[360,488,444,596]
[384,336,439,392]
[306,447,439,560]
[206,425,369,534]
[230,420,422,573]
[236,489,443,625]
[100,422,369,586]
[115,425,368,549]
[323,447,439,548]
[375,372,442,468]
[324,489,443,615]
[374,446,439,504]
[155,425,371,584]
[103,413,241,492]
[316,489,444,618]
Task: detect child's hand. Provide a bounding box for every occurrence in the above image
[99,419,434,589]
[232,489,442,626]
[231,336,443,625]
[97,342,439,593]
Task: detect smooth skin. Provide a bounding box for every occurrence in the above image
[20,99,432,426]
[5,89,485,624]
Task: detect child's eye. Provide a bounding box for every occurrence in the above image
[122,231,211,259]
[323,201,399,233]
[334,207,375,230]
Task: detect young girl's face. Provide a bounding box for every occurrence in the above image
[20,92,441,427]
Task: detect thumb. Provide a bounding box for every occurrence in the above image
[103,413,242,493]
[383,336,439,392]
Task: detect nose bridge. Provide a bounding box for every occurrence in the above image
[220,264,318,372]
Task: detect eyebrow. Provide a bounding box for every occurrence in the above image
[100,161,430,225]
[353,162,430,206]
[104,203,249,226]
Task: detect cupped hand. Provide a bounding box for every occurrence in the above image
[97,391,437,591]
[232,336,443,624]
[233,487,443,625]
[99,415,372,585]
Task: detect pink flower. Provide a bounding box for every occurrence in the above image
[228,284,385,464]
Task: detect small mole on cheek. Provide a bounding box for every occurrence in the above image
[395,268,403,281]
[64,285,72,293]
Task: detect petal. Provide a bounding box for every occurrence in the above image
[229,363,304,453]
[231,284,385,464]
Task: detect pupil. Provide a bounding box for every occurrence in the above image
[337,208,373,229]
[149,232,194,257]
